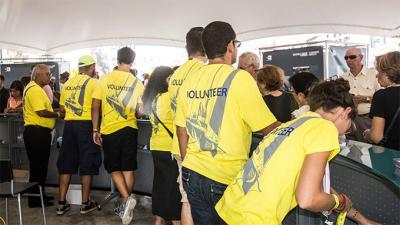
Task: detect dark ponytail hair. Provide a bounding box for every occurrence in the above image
[288,72,319,97]
[142,66,174,114]
[308,78,356,119]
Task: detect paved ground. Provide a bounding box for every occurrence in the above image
[0,187,154,225]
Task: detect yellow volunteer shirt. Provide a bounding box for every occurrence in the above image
[175,64,277,184]
[92,70,144,135]
[149,92,174,152]
[215,112,340,225]
[169,59,204,155]
[23,81,56,129]
[59,74,99,120]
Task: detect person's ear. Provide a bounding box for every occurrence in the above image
[227,40,234,54]
[344,107,353,117]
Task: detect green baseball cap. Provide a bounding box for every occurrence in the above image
[78,55,96,67]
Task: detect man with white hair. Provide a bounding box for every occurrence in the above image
[23,64,60,208]
[238,52,260,79]
[340,47,380,141]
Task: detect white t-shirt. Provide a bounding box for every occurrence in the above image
[291,105,310,119]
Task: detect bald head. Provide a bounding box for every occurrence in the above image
[238,52,260,79]
[346,48,362,56]
[345,47,363,73]
[32,64,51,87]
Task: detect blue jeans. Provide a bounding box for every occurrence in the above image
[182,167,227,225]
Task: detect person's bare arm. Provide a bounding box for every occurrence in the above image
[91,99,102,145]
[347,207,382,225]
[363,117,385,144]
[258,121,281,136]
[331,188,382,225]
[135,102,145,118]
[4,100,11,113]
[353,95,371,104]
[296,151,352,212]
[177,125,189,159]
[36,110,59,118]
[13,104,23,113]
[58,105,66,118]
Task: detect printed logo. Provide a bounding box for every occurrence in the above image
[65,77,90,116]
[186,70,239,157]
[239,117,317,194]
[104,78,138,120]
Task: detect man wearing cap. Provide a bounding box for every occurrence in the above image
[56,55,102,215]
[340,47,380,141]
[23,64,60,208]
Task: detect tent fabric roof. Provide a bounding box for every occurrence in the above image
[1,0,399,54]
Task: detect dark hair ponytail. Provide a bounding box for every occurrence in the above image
[308,78,357,119]
[142,66,174,114]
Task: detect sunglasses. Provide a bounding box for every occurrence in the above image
[344,55,358,60]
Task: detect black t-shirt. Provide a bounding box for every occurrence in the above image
[263,91,298,123]
[369,86,400,150]
[0,87,9,113]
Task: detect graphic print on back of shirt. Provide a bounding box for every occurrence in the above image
[170,62,200,112]
[238,116,317,194]
[65,77,90,116]
[185,68,239,157]
[104,76,139,120]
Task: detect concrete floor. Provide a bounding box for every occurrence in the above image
[0,187,154,225]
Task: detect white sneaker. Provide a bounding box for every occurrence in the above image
[121,195,136,225]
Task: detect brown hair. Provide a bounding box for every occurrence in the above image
[186,27,205,56]
[256,64,284,91]
[376,51,400,84]
[308,78,356,119]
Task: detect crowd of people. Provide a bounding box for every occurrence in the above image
[0,20,398,225]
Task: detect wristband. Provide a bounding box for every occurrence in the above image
[93,128,98,133]
[331,194,340,210]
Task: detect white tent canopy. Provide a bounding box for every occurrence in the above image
[1,0,399,54]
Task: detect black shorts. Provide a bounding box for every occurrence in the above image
[57,121,102,176]
[151,150,181,220]
[102,127,138,173]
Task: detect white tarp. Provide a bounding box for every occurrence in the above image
[0,0,399,54]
